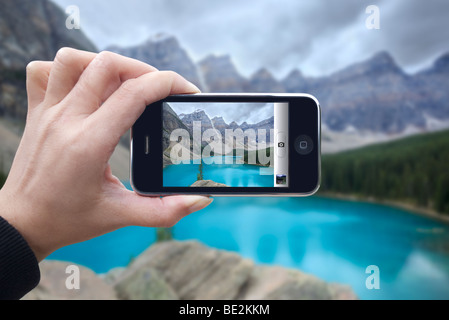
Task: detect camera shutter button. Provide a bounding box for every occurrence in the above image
[277,132,287,158]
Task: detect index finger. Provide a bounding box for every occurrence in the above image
[63,51,159,115]
[86,70,200,150]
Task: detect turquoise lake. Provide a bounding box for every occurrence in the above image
[48,192,449,300]
[163,156,274,187]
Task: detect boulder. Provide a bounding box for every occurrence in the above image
[191,180,230,187]
[114,267,178,300]
[113,241,357,300]
[237,265,356,300]
[22,260,117,300]
[114,241,253,300]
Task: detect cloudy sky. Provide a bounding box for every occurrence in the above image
[52,0,449,79]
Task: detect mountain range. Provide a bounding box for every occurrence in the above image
[108,34,449,136]
[180,109,273,144]
[1,0,449,169]
[163,104,273,158]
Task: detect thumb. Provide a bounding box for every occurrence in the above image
[114,190,213,228]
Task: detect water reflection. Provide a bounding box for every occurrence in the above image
[48,195,449,299]
[174,196,449,299]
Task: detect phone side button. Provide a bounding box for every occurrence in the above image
[145,136,150,155]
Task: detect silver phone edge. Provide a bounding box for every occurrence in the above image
[129,93,321,197]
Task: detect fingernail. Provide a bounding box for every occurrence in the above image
[186,81,201,93]
[184,196,213,212]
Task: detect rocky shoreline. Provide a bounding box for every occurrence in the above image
[23,240,357,300]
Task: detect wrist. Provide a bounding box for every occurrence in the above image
[0,189,48,262]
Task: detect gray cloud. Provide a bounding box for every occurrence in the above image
[52,0,449,77]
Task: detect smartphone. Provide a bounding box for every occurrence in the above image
[130,93,321,197]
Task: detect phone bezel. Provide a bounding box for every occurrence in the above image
[130,93,321,197]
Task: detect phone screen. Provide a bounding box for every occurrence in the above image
[162,102,289,188]
[131,94,320,196]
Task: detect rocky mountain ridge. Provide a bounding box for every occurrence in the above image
[0,0,96,70]
[162,104,274,166]
[108,35,449,135]
[2,1,449,155]
[180,109,273,137]
[178,108,274,148]
[0,0,133,180]
[0,0,97,121]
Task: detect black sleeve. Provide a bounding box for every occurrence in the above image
[0,216,40,300]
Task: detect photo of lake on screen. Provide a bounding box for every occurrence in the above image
[162,102,276,188]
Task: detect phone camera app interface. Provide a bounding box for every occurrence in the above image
[162,102,289,188]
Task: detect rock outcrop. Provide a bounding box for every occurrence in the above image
[179,109,215,137]
[22,260,118,300]
[24,241,357,300]
[113,241,357,300]
[162,102,191,152]
[249,68,285,93]
[198,54,249,93]
[191,180,229,187]
[0,0,97,121]
[0,0,97,70]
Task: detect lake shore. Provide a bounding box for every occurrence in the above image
[317,191,449,225]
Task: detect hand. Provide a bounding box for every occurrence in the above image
[0,48,213,262]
